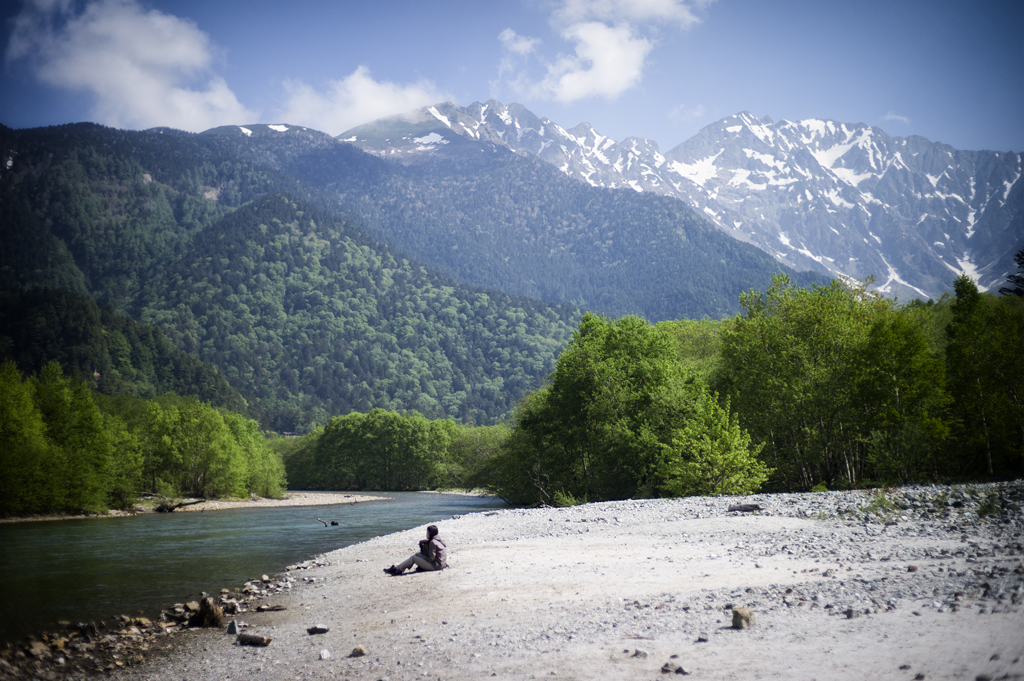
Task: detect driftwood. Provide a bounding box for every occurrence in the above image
[256,604,287,612]
[727,503,762,512]
[145,494,207,513]
[236,632,272,646]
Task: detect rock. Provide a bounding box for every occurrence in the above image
[696,632,709,643]
[732,607,755,629]
[193,596,224,628]
[26,641,49,658]
[256,604,287,612]
[845,608,860,619]
[226,620,240,635]
[728,504,762,512]
[662,662,689,674]
[320,649,331,660]
[236,632,272,646]
[349,645,368,657]
[184,601,200,612]
[908,565,919,572]
[632,649,649,658]
[307,624,330,635]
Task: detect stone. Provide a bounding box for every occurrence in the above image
[632,649,649,658]
[307,624,330,635]
[184,601,200,612]
[226,620,240,635]
[319,649,331,660]
[845,608,860,619]
[193,597,224,628]
[662,662,690,674]
[349,645,368,657]
[26,641,49,658]
[696,632,709,643]
[908,565,919,572]
[732,607,755,629]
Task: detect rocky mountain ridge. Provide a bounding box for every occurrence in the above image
[342,101,1023,301]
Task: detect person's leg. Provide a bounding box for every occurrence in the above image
[396,553,436,573]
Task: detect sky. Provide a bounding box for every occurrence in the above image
[1,0,1021,153]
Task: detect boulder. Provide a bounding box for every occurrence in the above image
[192,597,224,628]
[732,607,755,629]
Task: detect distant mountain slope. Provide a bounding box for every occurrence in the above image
[208,120,825,321]
[0,123,578,430]
[342,102,1023,301]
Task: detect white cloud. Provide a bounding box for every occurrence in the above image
[536,22,651,102]
[499,28,539,56]
[554,0,712,30]
[497,0,712,103]
[883,111,911,125]
[278,66,451,135]
[5,0,255,131]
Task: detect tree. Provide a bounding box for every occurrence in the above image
[999,248,1024,297]
[488,313,768,504]
[0,361,53,515]
[946,275,1024,478]
[858,312,950,483]
[31,362,111,512]
[659,393,770,497]
[718,275,892,490]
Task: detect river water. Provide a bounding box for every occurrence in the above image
[0,492,506,645]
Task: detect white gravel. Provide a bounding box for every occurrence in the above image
[111,482,1024,681]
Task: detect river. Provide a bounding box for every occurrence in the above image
[0,492,506,646]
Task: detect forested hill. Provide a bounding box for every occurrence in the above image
[0,287,246,413]
[203,123,827,321]
[0,123,579,431]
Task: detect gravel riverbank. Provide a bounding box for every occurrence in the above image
[7,482,1023,681]
[0,492,389,524]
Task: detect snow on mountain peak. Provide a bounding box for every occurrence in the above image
[337,101,1021,300]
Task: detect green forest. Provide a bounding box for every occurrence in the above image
[1,121,1021,517]
[0,123,580,432]
[0,361,284,516]
[279,265,1024,505]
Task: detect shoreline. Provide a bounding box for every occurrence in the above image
[111,481,1022,681]
[0,491,391,524]
[5,482,1022,680]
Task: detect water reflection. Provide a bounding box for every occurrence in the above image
[0,492,505,644]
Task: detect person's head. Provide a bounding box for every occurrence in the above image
[426,525,439,538]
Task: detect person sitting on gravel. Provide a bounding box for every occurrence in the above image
[384,525,447,576]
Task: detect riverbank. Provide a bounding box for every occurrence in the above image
[0,491,389,524]
[7,482,1024,681]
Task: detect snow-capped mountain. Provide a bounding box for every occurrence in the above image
[341,101,1023,300]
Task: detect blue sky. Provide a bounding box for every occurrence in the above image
[2,0,1021,152]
